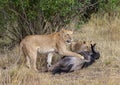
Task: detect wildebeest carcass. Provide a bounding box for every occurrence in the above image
[51,43,100,74]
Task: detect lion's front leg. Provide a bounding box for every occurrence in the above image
[62,51,84,59]
[57,43,84,59]
[47,53,53,68]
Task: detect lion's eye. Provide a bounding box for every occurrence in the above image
[66,34,69,36]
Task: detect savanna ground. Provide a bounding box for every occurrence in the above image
[0,13,120,85]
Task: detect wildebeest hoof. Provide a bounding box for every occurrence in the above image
[47,64,52,68]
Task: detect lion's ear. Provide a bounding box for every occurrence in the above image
[68,28,74,34]
[61,28,65,33]
[71,29,74,33]
[60,28,64,37]
[70,30,73,34]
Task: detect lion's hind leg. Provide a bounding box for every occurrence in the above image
[26,55,31,69]
[26,49,38,72]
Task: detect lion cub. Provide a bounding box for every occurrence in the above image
[70,40,93,53]
[19,29,84,72]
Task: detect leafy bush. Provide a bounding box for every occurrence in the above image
[0,0,100,45]
[99,0,120,12]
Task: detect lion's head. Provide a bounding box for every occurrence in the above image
[60,29,73,44]
[71,41,94,53]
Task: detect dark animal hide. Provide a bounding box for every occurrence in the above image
[51,44,100,75]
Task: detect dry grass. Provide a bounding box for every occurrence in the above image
[0,13,120,85]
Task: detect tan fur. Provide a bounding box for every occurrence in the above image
[48,40,94,72]
[70,41,93,53]
[19,29,84,72]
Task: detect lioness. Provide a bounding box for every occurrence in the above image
[19,29,84,72]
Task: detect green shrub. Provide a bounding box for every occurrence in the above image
[2,0,117,46]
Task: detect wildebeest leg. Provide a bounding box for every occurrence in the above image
[61,64,74,72]
[52,66,61,74]
[47,53,53,68]
[52,64,73,75]
[81,57,95,68]
[91,44,100,59]
[82,44,100,68]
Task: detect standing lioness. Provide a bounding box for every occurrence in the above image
[19,29,84,71]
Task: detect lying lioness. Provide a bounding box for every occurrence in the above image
[50,43,100,74]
